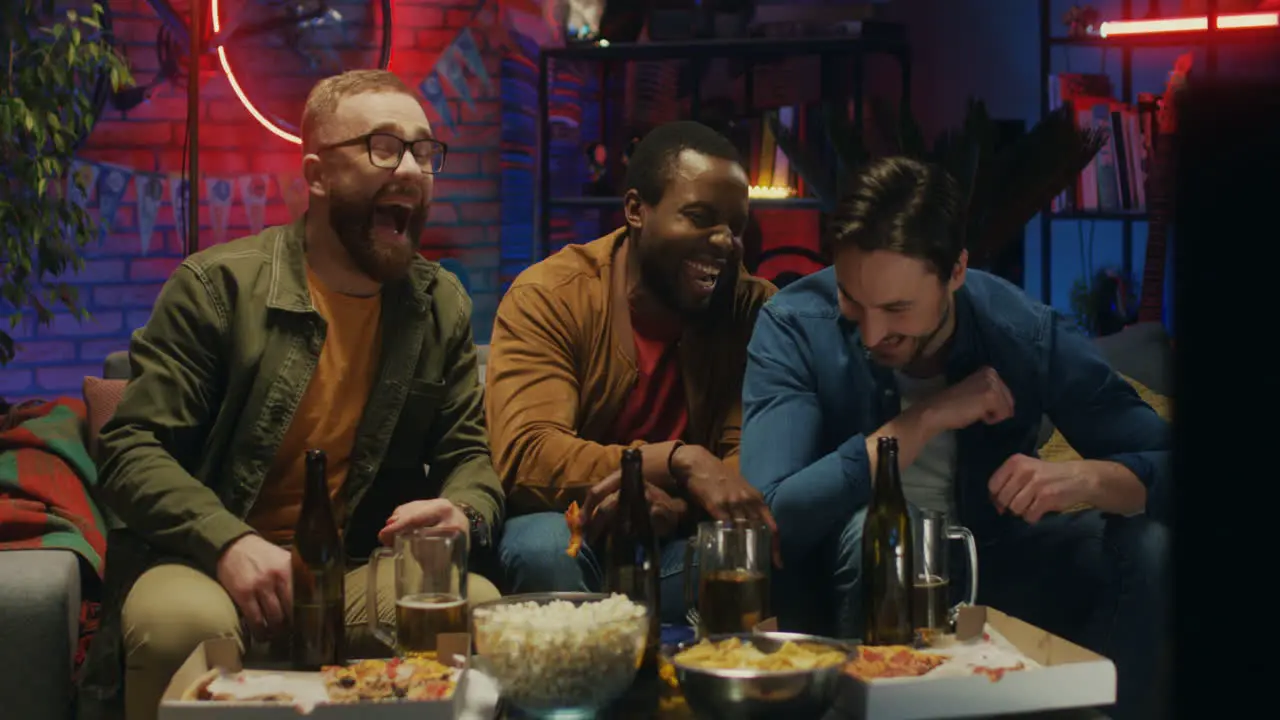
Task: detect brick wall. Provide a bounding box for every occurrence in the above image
[2,0,517,404]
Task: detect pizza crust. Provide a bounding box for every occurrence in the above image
[180,668,223,701]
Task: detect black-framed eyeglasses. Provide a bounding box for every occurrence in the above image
[321,132,448,174]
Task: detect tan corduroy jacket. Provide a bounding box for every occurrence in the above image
[486,228,777,516]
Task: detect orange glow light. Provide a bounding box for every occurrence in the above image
[749,185,795,199]
[211,0,399,144]
[1100,12,1278,37]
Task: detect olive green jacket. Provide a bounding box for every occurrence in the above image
[79,220,502,718]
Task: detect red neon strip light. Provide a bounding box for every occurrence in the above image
[1217,12,1280,29]
[1100,12,1278,37]
[210,0,398,144]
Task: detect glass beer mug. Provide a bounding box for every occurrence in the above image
[913,509,979,632]
[367,527,468,656]
[683,520,772,636]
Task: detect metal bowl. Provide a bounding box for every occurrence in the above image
[663,632,855,720]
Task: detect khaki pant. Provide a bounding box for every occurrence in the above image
[120,561,500,720]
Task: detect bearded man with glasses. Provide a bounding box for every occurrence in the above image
[79,70,504,720]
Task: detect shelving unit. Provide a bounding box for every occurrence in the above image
[534,26,912,260]
[1036,0,1280,304]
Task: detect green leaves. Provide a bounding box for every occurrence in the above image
[0,2,134,366]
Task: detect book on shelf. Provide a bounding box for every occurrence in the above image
[1047,72,1154,215]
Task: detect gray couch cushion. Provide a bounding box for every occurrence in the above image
[0,549,81,720]
[1036,322,1173,448]
[1092,321,1173,397]
[102,351,130,381]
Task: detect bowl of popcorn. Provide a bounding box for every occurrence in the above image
[471,592,649,719]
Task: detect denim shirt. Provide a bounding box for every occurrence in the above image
[741,267,1170,557]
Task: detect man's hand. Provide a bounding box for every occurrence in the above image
[671,445,782,567]
[925,366,1015,432]
[215,534,293,640]
[988,454,1097,524]
[581,473,687,542]
[378,499,470,546]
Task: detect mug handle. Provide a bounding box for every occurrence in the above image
[366,547,397,650]
[683,541,697,624]
[947,525,979,613]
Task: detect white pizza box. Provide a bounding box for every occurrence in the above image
[160,634,471,720]
[834,606,1115,719]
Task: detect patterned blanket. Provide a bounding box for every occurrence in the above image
[0,398,107,673]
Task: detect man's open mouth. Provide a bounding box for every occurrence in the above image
[372,203,413,236]
[685,258,723,292]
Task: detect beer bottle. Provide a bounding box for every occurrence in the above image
[861,436,916,646]
[291,449,347,669]
[604,448,661,669]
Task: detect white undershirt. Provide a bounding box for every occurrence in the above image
[893,371,958,519]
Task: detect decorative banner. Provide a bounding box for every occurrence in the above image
[67,160,100,208]
[135,173,166,256]
[238,174,271,234]
[452,28,493,95]
[206,177,235,246]
[419,72,455,130]
[279,173,310,221]
[439,48,476,112]
[94,163,132,239]
[96,164,132,239]
[169,173,190,248]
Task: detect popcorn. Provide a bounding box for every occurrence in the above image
[473,594,647,711]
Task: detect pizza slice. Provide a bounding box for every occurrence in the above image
[844,645,948,682]
[321,656,458,702]
[565,501,584,557]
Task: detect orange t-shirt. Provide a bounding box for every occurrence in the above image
[246,264,383,545]
[608,309,688,445]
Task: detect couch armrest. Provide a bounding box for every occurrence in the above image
[0,549,81,720]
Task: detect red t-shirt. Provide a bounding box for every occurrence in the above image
[609,310,688,445]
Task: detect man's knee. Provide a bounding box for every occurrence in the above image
[835,508,868,577]
[122,563,242,667]
[1107,515,1171,595]
[498,512,593,593]
[468,572,501,605]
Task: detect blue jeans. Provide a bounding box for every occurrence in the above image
[496,512,695,626]
[773,508,1170,720]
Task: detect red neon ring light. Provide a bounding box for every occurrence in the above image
[210,0,397,144]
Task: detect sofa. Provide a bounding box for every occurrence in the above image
[0,352,129,720]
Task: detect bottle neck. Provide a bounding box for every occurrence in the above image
[876,451,903,493]
[302,460,330,511]
[619,463,650,530]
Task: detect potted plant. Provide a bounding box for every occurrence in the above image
[764,96,1106,272]
[1070,267,1138,337]
[1,1,133,366]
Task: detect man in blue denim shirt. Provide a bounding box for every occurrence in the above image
[741,158,1169,719]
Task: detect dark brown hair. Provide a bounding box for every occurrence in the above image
[828,156,966,280]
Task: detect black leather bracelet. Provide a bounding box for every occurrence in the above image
[668,440,687,492]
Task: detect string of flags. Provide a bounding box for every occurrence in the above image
[66,159,311,254]
[421,25,495,131]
